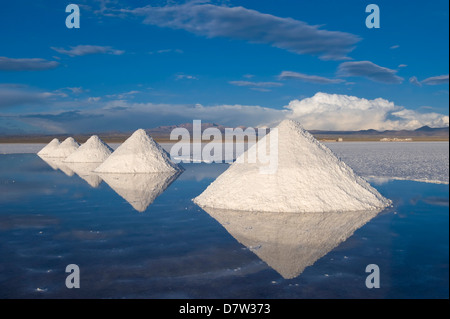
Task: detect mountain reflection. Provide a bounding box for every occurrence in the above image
[200,207,382,279]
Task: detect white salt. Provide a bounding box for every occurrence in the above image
[94,129,182,173]
[194,120,391,213]
[37,138,60,156]
[64,135,113,163]
[45,137,79,158]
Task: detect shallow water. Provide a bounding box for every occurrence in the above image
[0,154,448,298]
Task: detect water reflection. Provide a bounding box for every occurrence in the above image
[38,155,74,177]
[65,162,103,188]
[98,172,181,212]
[38,154,182,212]
[200,207,382,279]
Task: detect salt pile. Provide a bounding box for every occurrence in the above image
[203,207,381,279]
[98,172,180,212]
[45,137,80,158]
[64,135,113,163]
[194,119,391,213]
[37,138,60,156]
[94,129,182,173]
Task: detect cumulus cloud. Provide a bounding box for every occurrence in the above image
[337,61,404,84]
[51,45,124,56]
[284,92,449,130]
[278,71,345,84]
[123,2,360,60]
[2,88,447,133]
[0,57,59,71]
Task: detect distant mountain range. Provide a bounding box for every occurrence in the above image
[0,123,448,143]
[310,125,449,141]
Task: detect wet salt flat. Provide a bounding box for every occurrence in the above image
[1,142,448,184]
[327,142,449,184]
[0,150,448,299]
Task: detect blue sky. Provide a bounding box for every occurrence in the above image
[0,0,448,134]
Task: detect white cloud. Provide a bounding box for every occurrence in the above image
[409,74,449,86]
[51,45,124,56]
[250,88,271,92]
[337,61,404,84]
[15,101,288,133]
[0,86,63,108]
[278,71,345,84]
[105,90,141,99]
[422,74,449,85]
[149,48,183,54]
[284,92,449,130]
[3,89,447,133]
[123,2,360,60]
[175,74,198,80]
[409,76,422,87]
[0,57,59,71]
[228,81,283,88]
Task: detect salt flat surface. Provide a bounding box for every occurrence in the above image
[1,141,448,184]
[326,142,449,184]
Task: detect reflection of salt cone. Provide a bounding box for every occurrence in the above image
[201,207,382,279]
[38,155,74,177]
[65,162,103,188]
[98,171,181,212]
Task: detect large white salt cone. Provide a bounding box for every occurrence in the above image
[193,119,391,213]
